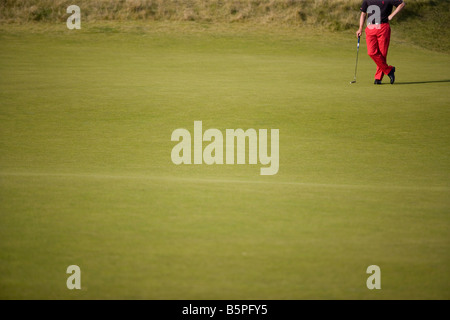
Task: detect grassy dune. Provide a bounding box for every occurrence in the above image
[5,0,365,24]
[1,0,449,52]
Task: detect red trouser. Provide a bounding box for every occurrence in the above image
[365,23,394,81]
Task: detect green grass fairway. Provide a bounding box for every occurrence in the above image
[0,23,449,299]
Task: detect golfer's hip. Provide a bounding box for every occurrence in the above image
[366,22,390,31]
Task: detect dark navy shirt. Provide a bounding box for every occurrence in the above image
[361,0,404,23]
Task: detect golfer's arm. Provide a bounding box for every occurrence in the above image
[389,2,406,21]
[358,12,367,31]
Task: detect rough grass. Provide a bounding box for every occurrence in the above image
[0,0,442,26]
[0,0,449,52]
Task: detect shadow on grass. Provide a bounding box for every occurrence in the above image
[395,80,450,85]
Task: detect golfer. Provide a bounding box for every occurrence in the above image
[356,0,406,84]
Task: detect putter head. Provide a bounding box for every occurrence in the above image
[350,80,356,84]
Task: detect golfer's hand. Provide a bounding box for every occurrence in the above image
[356,29,362,38]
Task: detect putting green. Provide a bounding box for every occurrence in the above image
[0,23,449,299]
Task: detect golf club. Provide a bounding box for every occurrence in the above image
[350,36,360,84]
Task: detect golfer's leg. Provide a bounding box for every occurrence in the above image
[378,24,393,78]
[375,30,384,81]
[375,64,383,81]
[366,27,381,80]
